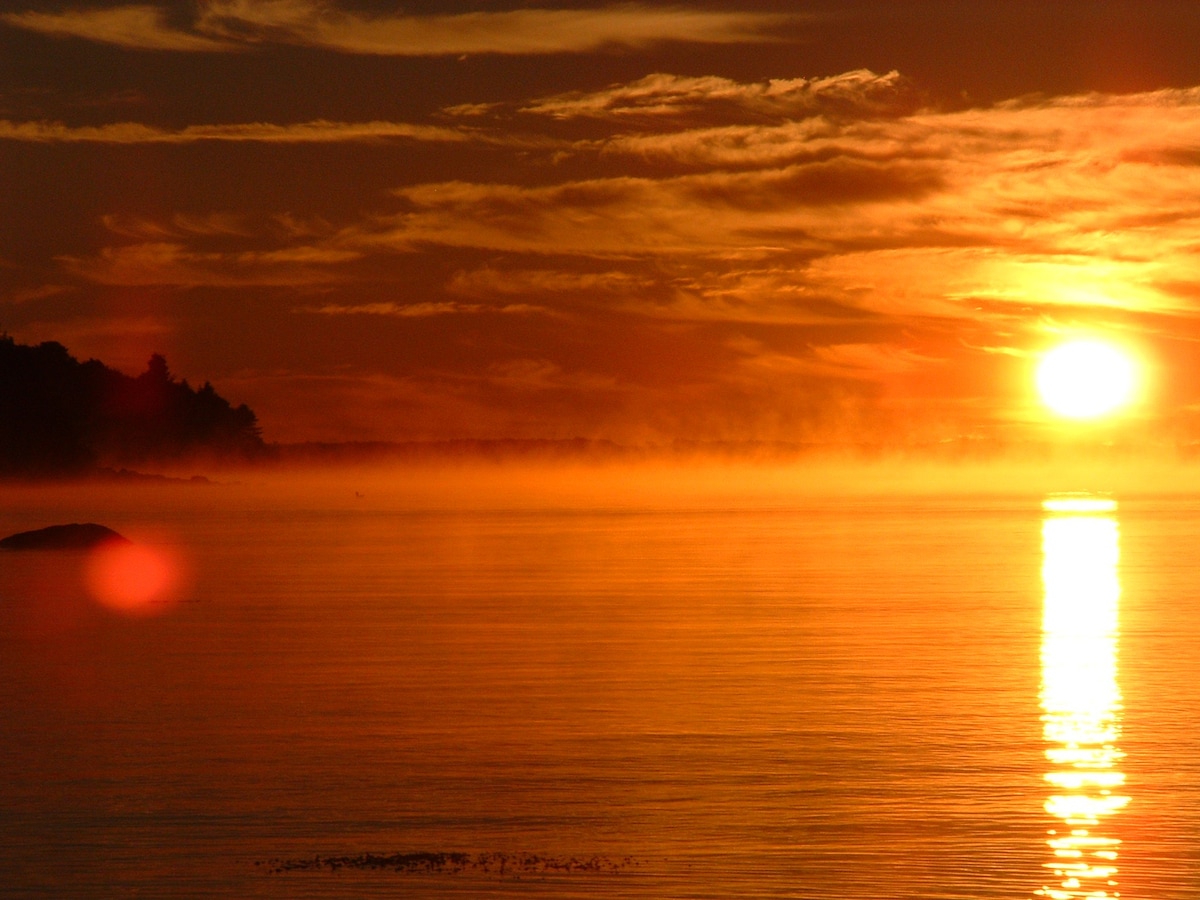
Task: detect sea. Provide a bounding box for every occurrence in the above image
[2,465,1198,898]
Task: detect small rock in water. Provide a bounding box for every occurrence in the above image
[0,523,130,550]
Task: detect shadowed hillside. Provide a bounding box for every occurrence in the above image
[0,336,266,475]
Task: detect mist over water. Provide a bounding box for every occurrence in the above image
[3,464,1200,896]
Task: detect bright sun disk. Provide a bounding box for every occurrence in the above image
[1036,339,1137,420]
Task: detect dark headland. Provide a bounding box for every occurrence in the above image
[0,336,267,478]
[0,523,130,550]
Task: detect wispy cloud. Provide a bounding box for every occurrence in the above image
[203,1,795,55]
[447,267,651,298]
[3,284,73,305]
[486,357,620,393]
[355,158,944,260]
[356,78,1200,336]
[296,301,543,317]
[59,74,1200,338]
[813,343,945,377]
[101,212,256,239]
[0,118,469,144]
[38,68,1200,440]
[0,5,235,52]
[2,2,795,55]
[61,241,359,287]
[518,70,917,121]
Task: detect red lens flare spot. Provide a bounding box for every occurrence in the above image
[85,541,184,614]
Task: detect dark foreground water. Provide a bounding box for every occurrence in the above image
[2,475,1199,897]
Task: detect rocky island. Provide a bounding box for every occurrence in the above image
[0,523,130,550]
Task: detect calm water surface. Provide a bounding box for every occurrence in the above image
[2,478,1200,897]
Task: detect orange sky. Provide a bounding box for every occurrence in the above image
[5,2,1200,446]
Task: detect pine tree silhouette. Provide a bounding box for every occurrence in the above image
[0,336,266,474]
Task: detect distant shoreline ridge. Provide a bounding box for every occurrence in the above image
[0,435,1181,483]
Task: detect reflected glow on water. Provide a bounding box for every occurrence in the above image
[1042,496,1118,515]
[1037,497,1128,899]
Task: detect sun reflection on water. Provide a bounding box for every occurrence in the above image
[1036,495,1128,900]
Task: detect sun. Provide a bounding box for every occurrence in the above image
[1036,339,1137,420]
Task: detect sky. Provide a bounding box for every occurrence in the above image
[6,1,1200,447]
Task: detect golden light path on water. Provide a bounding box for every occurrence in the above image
[1037,495,1129,900]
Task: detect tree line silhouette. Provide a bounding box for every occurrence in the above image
[0,336,266,475]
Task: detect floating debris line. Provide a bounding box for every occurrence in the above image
[259,851,635,876]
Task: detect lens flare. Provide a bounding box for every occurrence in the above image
[85,541,184,614]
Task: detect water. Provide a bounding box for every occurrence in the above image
[2,475,1199,897]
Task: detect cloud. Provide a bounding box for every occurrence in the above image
[199,1,793,55]
[447,267,651,298]
[0,5,235,52]
[3,283,73,305]
[519,70,917,121]
[2,2,794,55]
[651,269,881,325]
[595,119,882,169]
[812,343,945,378]
[101,212,257,239]
[296,301,543,317]
[363,77,1200,335]
[55,73,1200,347]
[486,358,619,393]
[0,118,469,144]
[61,241,359,287]
[33,69,1200,440]
[357,158,943,262]
[446,266,832,326]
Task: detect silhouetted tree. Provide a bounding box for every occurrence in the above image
[0,336,265,475]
